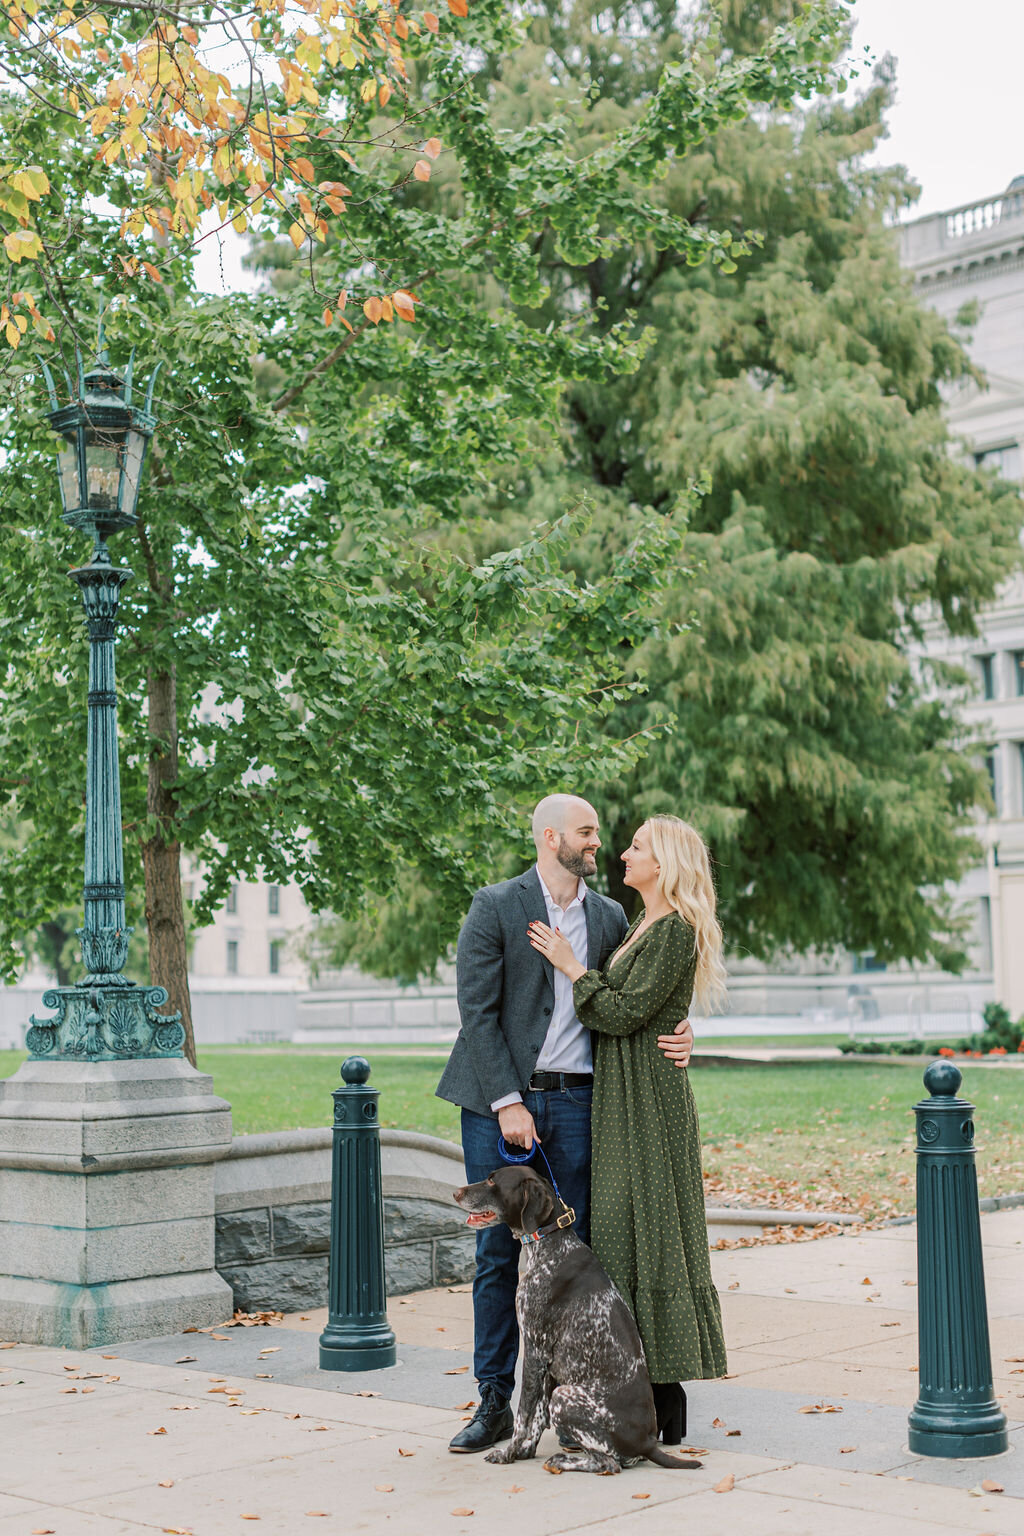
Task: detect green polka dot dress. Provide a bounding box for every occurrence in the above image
[573,911,727,1383]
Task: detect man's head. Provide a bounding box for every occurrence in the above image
[532,794,601,881]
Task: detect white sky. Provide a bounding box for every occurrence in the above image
[193,1,1021,292]
[850,0,1024,218]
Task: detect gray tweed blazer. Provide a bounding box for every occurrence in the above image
[435,866,629,1118]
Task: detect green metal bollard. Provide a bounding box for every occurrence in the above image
[907,1060,1008,1458]
[318,1056,397,1372]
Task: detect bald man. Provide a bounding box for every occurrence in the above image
[436,793,694,1453]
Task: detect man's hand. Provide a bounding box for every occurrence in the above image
[498,1102,540,1151]
[656,1018,694,1068]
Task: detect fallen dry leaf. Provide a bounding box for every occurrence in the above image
[784,1287,797,1294]
[444,1366,469,1375]
[632,1492,651,1500]
[312,1424,330,1431]
[712,1416,726,1428]
[305,1514,329,1519]
[455,1400,476,1410]
[881,1322,901,1328]
[376,1485,394,1493]
[727,1281,739,1290]
[208,1386,228,1394]
[798,1403,843,1414]
[158,1480,174,1487]
[839,1446,857,1454]
[726,1429,741,1436]
[170,1404,198,1411]
[209,1376,226,1382]
[398,1448,416,1457]
[258,1347,280,1355]
[162,1528,193,1535]
[148,1426,168,1435]
[981,1480,1004,1493]
[175,1355,197,1364]
[209,1333,231,1341]
[60,1387,77,1394]
[240,1516,260,1521]
[450,1510,474,1517]
[101,1354,118,1360]
[240,1410,262,1416]
[1005,1356,1024,1363]
[0,1342,18,1350]
[354,1390,381,1398]
[713,1474,735,1493]
[30,1530,56,1535]
[506,1485,525,1493]
[861,1277,872,1286]
[286,1413,301,1420]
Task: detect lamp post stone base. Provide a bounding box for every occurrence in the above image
[0,1057,233,1349]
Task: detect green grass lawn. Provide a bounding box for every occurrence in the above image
[3,1047,1021,1221]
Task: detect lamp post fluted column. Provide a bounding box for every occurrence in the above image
[23,336,185,1060]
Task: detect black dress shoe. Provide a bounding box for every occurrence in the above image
[651,1382,687,1445]
[448,1383,514,1453]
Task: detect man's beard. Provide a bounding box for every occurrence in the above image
[556,839,596,879]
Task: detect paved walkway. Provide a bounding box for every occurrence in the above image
[1,1212,1022,1535]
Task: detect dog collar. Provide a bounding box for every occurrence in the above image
[518,1206,576,1246]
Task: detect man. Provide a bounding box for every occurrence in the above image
[436,793,694,1453]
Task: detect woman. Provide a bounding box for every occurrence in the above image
[528,814,728,1443]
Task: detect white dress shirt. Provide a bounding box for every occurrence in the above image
[490,867,592,1112]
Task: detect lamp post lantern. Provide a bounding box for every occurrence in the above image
[26,326,186,1062]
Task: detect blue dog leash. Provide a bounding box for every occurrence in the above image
[497,1135,576,1244]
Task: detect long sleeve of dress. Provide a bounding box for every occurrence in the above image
[573,914,694,1037]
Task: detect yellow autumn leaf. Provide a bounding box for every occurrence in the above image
[360,79,377,103]
[380,81,392,107]
[393,290,416,321]
[322,307,333,326]
[288,223,307,249]
[363,296,383,324]
[5,321,20,348]
[448,0,468,15]
[424,137,442,160]
[413,159,431,182]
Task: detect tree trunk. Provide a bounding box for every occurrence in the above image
[142,664,196,1065]
[37,919,73,987]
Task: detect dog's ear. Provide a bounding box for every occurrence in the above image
[519,1175,556,1235]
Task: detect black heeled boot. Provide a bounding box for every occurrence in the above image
[651,1382,687,1445]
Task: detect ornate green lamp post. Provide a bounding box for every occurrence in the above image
[26,330,185,1061]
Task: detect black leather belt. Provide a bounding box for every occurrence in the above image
[527,1071,593,1092]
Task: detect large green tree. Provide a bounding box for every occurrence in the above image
[331,0,1022,982]
[0,1,848,1055]
[507,1,1022,971]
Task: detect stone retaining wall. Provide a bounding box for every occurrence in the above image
[214,1127,475,1312]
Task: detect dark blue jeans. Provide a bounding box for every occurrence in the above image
[461,1084,592,1400]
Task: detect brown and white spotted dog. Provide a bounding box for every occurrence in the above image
[453,1163,702,1476]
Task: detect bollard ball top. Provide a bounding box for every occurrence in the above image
[341,1055,371,1085]
[923,1060,962,1099]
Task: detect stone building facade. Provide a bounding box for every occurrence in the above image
[901,179,1024,1014]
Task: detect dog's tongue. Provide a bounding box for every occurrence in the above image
[465,1212,494,1228]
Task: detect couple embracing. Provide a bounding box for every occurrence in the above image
[436,793,728,1455]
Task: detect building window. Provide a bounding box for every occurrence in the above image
[267,885,280,915]
[269,940,281,976]
[1015,654,1024,696]
[226,940,239,975]
[975,443,1022,481]
[985,748,1000,814]
[978,654,996,700]
[853,952,887,973]
[225,884,238,914]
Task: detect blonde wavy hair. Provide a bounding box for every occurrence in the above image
[645,815,728,1014]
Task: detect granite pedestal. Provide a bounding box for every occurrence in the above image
[0,1057,233,1347]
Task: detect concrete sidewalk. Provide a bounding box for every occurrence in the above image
[1,1212,1021,1535]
